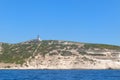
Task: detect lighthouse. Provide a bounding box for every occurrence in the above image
[37,35,42,41]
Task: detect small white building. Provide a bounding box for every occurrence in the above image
[37,35,42,41]
[0,43,2,54]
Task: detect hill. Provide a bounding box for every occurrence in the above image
[0,39,120,69]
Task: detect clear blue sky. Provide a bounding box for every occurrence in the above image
[0,0,120,45]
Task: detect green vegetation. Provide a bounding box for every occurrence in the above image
[61,51,72,56]
[78,51,87,55]
[84,43,120,50]
[0,43,38,64]
[87,54,105,56]
[82,56,94,62]
[37,40,78,56]
[0,40,120,64]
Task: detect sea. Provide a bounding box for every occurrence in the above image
[0,70,120,80]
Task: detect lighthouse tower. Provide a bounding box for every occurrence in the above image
[37,35,42,41]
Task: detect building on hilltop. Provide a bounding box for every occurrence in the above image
[37,35,42,41]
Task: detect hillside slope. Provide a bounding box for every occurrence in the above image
[0,40,120,69]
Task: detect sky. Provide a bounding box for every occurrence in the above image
[0,0,120,45]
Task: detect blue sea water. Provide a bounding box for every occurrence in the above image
[0,70,120,80]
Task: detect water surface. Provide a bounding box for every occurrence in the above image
[0,70,120,80]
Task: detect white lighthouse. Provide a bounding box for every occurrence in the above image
[37,35,42,41]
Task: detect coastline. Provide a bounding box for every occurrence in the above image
[0,67,120,70]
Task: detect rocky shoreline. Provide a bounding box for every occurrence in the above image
[0,55,120,70]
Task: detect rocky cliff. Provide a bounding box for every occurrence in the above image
[0,40,120,69]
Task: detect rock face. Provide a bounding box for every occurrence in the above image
[22,55,120,69]
[0,40,120,69]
